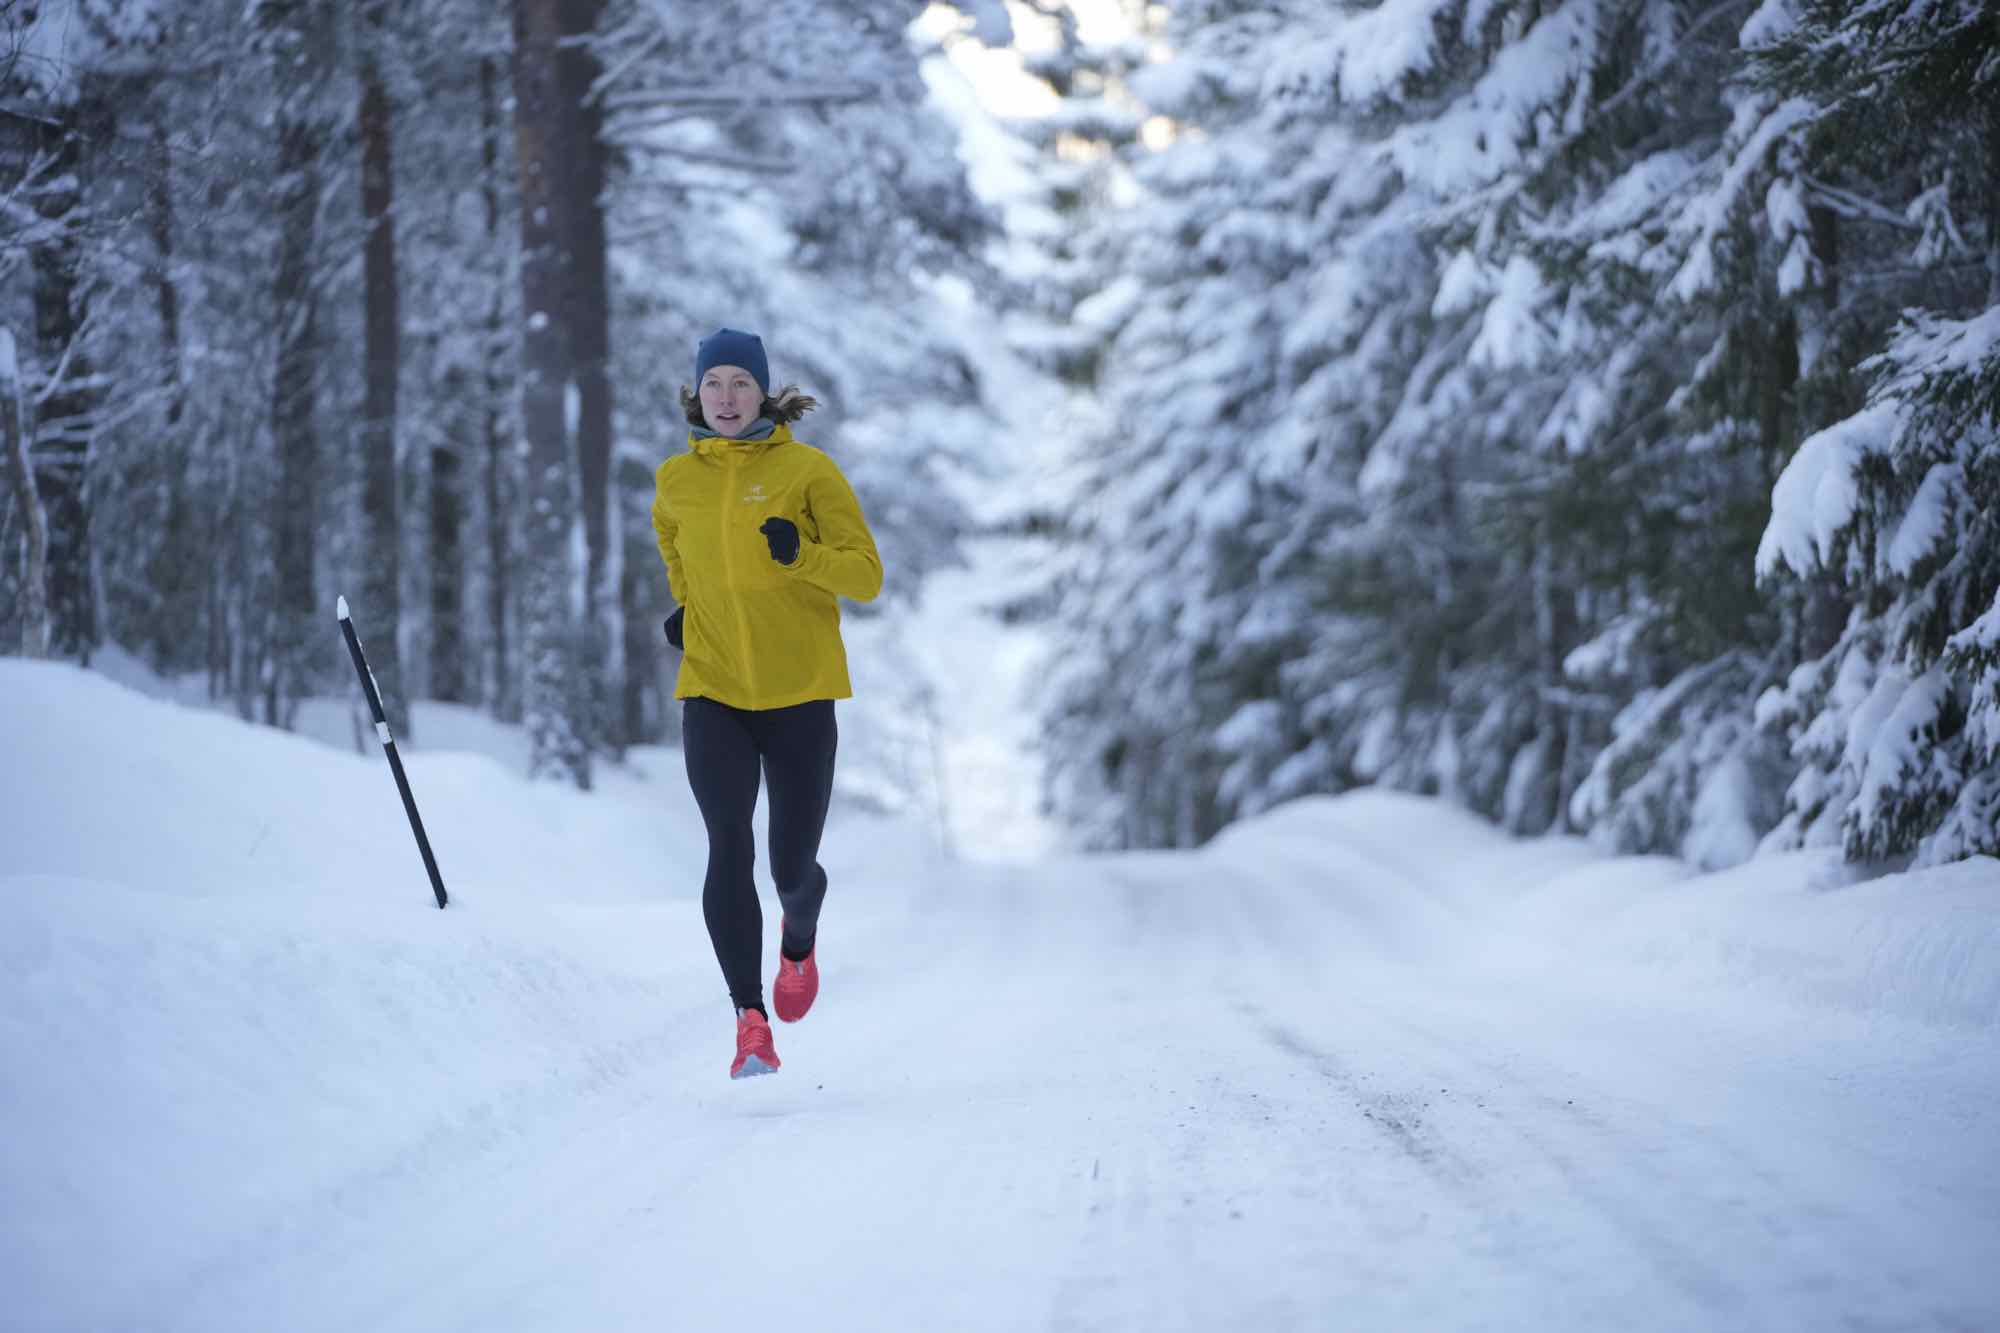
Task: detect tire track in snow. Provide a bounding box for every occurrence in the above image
[1140,846,1760,1326]
[1212,823,1773,1326]
[1366,993,1996,1329]
[1352,997,1748,1312]
[1245,1000,1477,1190]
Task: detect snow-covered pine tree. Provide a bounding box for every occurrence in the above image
[993,0,1132,394]
[1051,0,1786,849]
[1041,0,1327,848]
[1748,0,1999,866]
[386,0,519,715]
[1,3,131,668]
[951,0,1147,652]
[1,0,527,735]
[1316,0,1849,861]
[1041,0,1998,868]
[1492,0,1827,863]
[139,6,296,708]
[1256,0,1610,832]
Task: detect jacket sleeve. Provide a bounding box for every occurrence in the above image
[650,471,687,607]
[784,457,883,603]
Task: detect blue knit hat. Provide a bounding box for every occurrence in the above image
[694,328,769,394]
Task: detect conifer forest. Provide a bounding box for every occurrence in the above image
[4,0,1997,871]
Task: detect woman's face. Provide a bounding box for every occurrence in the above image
[699,364,764,437]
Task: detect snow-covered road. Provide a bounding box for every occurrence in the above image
[5,661,1997,1331]
[359,851,1995,1333]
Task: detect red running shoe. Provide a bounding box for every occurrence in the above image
[730,1008,780,1079]
[773,935,819,1024]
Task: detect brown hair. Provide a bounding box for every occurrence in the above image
[681,384,819,428]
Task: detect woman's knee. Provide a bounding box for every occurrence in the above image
[768,851,816,894]
[707,821,757,869]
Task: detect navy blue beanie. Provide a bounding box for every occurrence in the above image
[694,328,769,394]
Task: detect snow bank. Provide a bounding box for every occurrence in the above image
[1,660,705,909]
[1207,789,2000,1031]
[2,868,698,1328]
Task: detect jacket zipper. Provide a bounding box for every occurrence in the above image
[719,450,758,699]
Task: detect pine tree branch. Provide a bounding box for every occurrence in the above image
[586,19,672,106]
[603,109,708,136]
[1802,176,1923,232]
[1589,0,1761,130]
[0,102,62,129]
[599,84,870,113]
[32,310,97,410]
[1433,0,1760,226]
[611,216,693,246]
[0,149,65,251]
[620,143,792,173]
[1537,685,1619,714]
[1846,259,1990,287]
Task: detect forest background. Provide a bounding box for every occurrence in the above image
[3,0,1996,874]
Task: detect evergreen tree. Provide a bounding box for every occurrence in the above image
[1051,0,1720,847]
[1042,0,1994,868]
[1748,0,1998,866]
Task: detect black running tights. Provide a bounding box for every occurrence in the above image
[682,697,836,1013]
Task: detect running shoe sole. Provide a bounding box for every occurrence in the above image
[731,1053,779,1080]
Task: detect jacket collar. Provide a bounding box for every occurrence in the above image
[690,421,794,458]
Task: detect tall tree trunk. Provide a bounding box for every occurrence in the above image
[513,0,591,788]
[149,118,184,428]
[432,368,467,702]
[1795,201,1850,661]
[31,111,100,664]
[481,54,516,721]
[142,112,196,673]
[620,510,654,741]
[1,329,50,658]
[359,10,408,737]
[557,0,620,753]
[1527,533,1563,835]
[1542,499,1593,835]
[1988,90,2000,306]
[271,114,323,728]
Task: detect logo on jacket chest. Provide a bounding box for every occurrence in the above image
[740,483,768,505]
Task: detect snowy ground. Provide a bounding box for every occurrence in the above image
[4,658,1998,1331]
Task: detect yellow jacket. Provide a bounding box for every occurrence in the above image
[651,423,883,710]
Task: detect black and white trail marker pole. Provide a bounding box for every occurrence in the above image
[337,596,449,909]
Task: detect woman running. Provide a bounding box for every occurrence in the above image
[651,328,884,1079]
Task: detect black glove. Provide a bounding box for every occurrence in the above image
[663,607,684,650]
[759,517,800,567]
